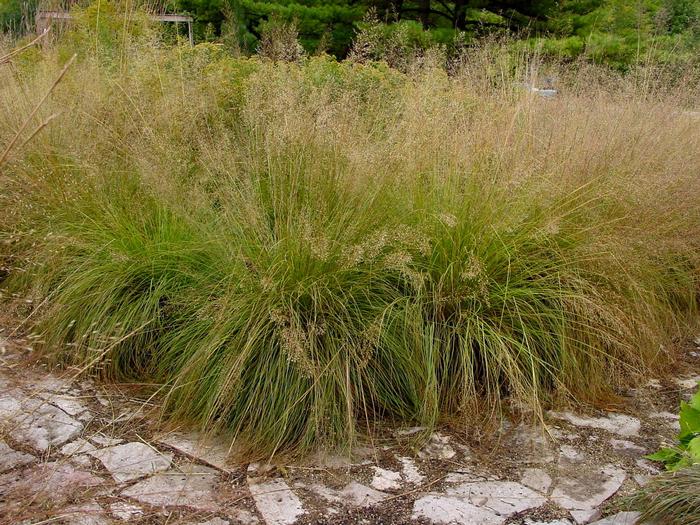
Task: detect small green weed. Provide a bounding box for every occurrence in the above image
[647,383,700,470]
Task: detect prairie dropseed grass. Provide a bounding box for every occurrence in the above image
[1,10,699,458]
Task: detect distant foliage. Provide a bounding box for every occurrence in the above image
[159,0,700,68]
[257,15,304,61]
[172,0,363,55]
[2,0,697,68]
[0,0,36,34]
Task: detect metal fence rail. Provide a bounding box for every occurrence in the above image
[35,10,194,45]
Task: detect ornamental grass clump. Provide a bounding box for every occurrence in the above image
[630,464,700,525]
[1,10,700,457]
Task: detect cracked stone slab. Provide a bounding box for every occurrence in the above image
[509,424,556,463]
[89,433,123,447]
[589,511,641,525]
[570,509,602,524]
[418,432,457,459]
[122,463,220,511]
[550,465,626,511]
[521,468,552,494]
[0,462,103,505]
[39,392,89,416]
[157,431,234,472]
[413,478,547,525]
[0,440,35,473]
[675,376,700,390]
[228,508,260,525]
[445,480,547,516]
[549,412,640,437]
[371,466,402,491]
[110,501,144,520]
[248,477,305,525]
[307,481,388,508]
[61,502,111,525]
[0,392,83,451]
[413,495,503,525]
[89,442,173,483]
[609,439,645,457]
[61,438,97,456]
[559,445,585,462]
[398,456,425,484]
[648,411,681,431]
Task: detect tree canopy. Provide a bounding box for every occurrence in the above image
[165,0,698,67]
[2,0,699,68]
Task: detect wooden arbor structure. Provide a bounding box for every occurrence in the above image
[35,10,194,45]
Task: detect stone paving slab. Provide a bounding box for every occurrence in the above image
[121,463,221,511]
[61,437,98,456]
[0,390,83,451]
[89,442,173,482]
[397,456,425,484]
[61,502,111,525]
[303,479,389,508]
[371,466,402,490]
[521,468,553,494]
[0,335,695,525]
[548,412,640,437]
[39,391,90,416]
[413,494,505,525]
[445,480,548,515]
[589,511,641,525]
[248,477,305,525]
[0,439,35,472]
[550,465,626,512]
[0,461,104,508]
[570,509,603,524]
[109,501,144,521]
[413,480,548,525]
[157,431,235,472]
